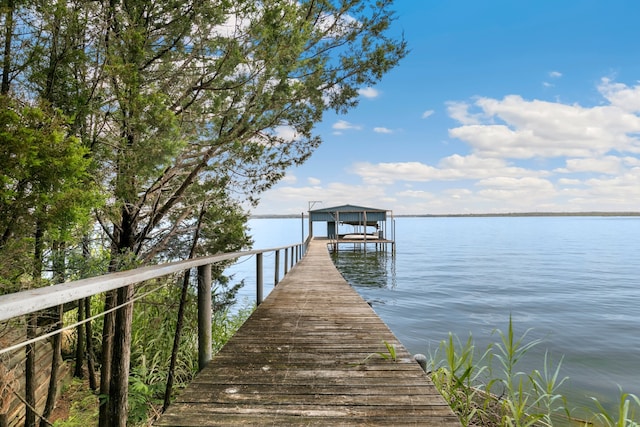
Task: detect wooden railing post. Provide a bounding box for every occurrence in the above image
[284,248,289,275]
[274,250,280,286]
[197,265,212,371]
[256,253,263,305]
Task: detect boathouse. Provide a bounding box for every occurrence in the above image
[308,204,395,251]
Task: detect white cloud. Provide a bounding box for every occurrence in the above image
[307,177,322,185]
[373,127,393,134]
[558,178,582,186]
[358,87,379,99]
[395,189,434,199]
[421,110,434,119]
[598,77,640,113]
[280,174,297,184]
[351,154,545,185]
[475,177,556,203]
[446,101,484,125]
[555,156,622,174]
[543,72,561,88]
[351,162,436,185]
[273,125,299,142]
[476,176,553,190]
[623,156,640,167]
[448,92,640,159]
[257,181,389,214]
[585,170,640,195]
[332,120,362,131]
[443,188,473,200]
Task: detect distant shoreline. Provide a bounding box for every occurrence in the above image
[251,212,640,219]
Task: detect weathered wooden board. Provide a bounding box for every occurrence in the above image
[155,239,460,426]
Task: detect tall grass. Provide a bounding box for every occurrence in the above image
[428,317,639,427]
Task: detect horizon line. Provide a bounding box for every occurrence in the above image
[251,211,640,219]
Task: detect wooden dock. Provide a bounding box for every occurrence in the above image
[156,239,460,426]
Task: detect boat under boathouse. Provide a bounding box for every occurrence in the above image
[308,204,395,252]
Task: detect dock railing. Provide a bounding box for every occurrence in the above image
[0,241,307,368]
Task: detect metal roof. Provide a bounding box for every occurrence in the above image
[309,205,388,224]
[309,204,386,214]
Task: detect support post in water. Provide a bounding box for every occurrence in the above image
[197,265,212,371]
[256,253,263,305]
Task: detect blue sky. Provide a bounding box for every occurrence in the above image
[255,0,640,215]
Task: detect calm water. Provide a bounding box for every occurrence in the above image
[227,216,640,415]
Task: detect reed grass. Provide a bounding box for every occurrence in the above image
[428,317,640,427]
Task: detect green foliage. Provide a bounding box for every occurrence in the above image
[0,95,100,292]
[530,352,570,426]
[591,389,640,427]
[429,319,640,426]
[379,340,398,362]
[52,379,99,427]
[0,96,96,233]
[354,340,398,366]
[490,317,547,426]
[211,304,256,355]
[429,333,491,425]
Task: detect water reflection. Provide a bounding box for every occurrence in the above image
[331,248,396,290]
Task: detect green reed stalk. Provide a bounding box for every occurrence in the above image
[591,389,640,427]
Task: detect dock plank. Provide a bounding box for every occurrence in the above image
[155,239,460,426]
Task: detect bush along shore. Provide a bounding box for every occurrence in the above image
[427,317,640,427]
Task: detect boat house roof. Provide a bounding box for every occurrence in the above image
[309,204,388,225]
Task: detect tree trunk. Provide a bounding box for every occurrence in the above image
[74,299,85,378]
[81,238,97,390]
[24,315,37,427]
[107,284,134,427]
[99,166,137,425]
[1,0,14,94]
[42,241,66,424]
[84,297,98,391]
[40,305,62,426]
[25,222,45,427]
[98,291,115,427]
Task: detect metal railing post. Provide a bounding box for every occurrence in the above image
[274,250,280,286]
[197,265,212,371]
[256,253,263,305]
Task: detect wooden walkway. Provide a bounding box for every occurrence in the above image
[156,239,460,426]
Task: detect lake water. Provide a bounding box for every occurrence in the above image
[226,216,640,416]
